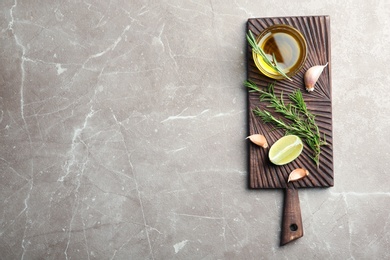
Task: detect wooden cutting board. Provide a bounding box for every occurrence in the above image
[247,15,334,190]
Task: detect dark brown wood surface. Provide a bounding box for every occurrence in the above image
[281,187,303,245]
[247,16,333,189]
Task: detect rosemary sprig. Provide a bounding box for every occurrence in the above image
[246,30,292,81]
[245,80,327,166]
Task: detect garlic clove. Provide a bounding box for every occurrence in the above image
[287,168,309,182]
[246,134,268,148]
[304,63,328,92]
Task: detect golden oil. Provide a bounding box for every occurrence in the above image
[253,25,307,79]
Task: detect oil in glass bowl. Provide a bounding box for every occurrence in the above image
[252,24,307,80]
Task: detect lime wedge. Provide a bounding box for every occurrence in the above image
[269,135,303,165]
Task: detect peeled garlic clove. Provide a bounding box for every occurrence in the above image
[304,63,328,92]
[246,134,268,148]
[287,168,309,182]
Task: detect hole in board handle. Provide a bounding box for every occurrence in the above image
[290,224,298,231]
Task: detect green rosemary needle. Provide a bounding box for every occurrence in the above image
[245,80,327,166]
[246,30,292,81]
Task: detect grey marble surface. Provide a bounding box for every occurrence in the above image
[1,0,390,259]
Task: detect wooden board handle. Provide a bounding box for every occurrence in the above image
[280,187,303,246]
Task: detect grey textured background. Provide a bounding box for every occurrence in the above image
[1,0,389,259]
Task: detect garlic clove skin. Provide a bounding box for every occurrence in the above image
[287,168,309,182]
[304,63,328,92]
[246,134,268,148]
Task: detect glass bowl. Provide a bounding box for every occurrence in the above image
[252,24,307,80]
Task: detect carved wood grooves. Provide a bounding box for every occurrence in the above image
[247,16,333,189]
